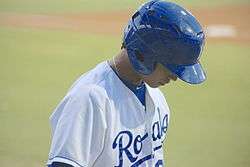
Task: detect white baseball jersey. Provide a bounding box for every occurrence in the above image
[47,61,171,167]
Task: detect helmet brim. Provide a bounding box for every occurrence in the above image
[163,62,206,84]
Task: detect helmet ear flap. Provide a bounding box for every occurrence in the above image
[126,47,154,75]
[135,49,144,62]
[135,50,158,73]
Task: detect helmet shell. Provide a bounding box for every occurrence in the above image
[123,0,206,84]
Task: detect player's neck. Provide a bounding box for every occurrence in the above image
[110,49,143,86]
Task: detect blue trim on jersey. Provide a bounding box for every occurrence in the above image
[49,156,84,167]
[109,64,146,106]
[48,162,73,167]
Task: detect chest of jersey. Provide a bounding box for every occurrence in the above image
[96,101,169,167]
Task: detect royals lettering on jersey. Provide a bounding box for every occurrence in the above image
[112,107,168,167]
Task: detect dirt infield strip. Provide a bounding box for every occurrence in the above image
[0,5,249,44]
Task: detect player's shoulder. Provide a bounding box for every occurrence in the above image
[49,84,110,128]
[69,84,109,107]
[69,61,112,89]
[68,62,111,97]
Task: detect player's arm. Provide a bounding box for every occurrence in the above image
[48,162,73,167]
[47,88,108,167]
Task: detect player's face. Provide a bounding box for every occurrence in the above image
[142,64,178,88]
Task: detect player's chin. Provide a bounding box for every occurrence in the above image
[148,81,169,88]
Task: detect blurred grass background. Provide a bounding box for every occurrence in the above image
[0,0,250,167]
[0,0,249,13]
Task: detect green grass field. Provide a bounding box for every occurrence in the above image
[0,0,250,167]
[0,0,249,14]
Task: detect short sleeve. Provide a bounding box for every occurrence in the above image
[47,89,108,167]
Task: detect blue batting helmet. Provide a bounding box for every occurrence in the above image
[123,0,206,84]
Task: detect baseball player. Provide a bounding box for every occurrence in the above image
[47,0,206,167]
